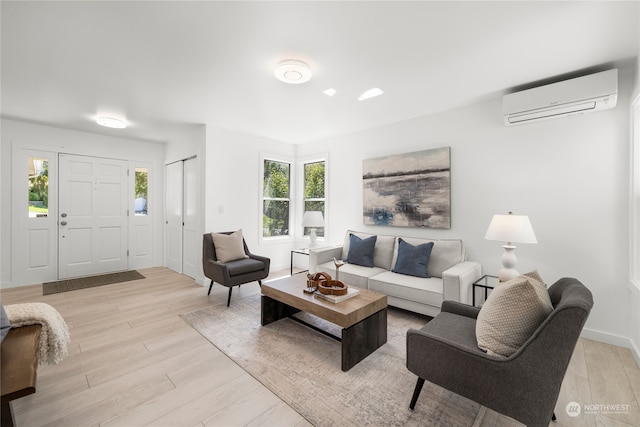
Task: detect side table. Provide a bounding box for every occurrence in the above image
[472,275,499,307]
[290,248,310,276]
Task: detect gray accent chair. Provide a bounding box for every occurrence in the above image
[202,233,270,306]
[406,277,593,427]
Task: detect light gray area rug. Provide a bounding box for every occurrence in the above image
[181,293,485,427]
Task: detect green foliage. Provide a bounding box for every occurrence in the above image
[135,169,148,198]
[28,161,49,208]
[263,160,291,236]
[263,160,290,198]
[304,161,325,198]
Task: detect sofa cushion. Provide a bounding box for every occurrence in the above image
[391,237,464,278]
[476,271,553,357]
[368,271,443,308]
[392,238,434,278]
[341,230,396,270]
[345,233,377,267]
[316,261,386,288]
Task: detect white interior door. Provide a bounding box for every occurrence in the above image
[58,154,128,279]
[182,157,199,279]
[165,161,183,273]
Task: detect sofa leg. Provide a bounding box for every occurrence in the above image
[258,280,263,287]
[409,378,425,410]
[226,287,233,307]
[207,280,214,295]
[552,412,556,421]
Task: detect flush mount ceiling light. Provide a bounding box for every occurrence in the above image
[323,88,337,97]
[274,60,312,84]
[358,87,384,101]
[96,116,126,129]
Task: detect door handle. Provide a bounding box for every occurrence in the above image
[60,221,68,226]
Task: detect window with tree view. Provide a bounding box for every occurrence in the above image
[134,168,148,216]
[263,159,290,237]
[304,161,325,237]
[28,157,48,217]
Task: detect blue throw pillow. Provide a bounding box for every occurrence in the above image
[345,234,377,267]
[392,238,434,278]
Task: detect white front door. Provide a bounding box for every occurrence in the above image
[58,154,128,279]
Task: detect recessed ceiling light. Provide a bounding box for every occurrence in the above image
[275,60,312,84]
[96,116,126,129]
[358,87,384,101]
[323,88,337,97]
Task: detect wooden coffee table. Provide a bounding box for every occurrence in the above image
[261,274,388,371]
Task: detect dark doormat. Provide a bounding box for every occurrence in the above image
[43,270,145,295]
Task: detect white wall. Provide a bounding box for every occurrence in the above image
[629,38,640,363]
[204,126,296,270]
[1,118,165,287]
[298,67,636,348]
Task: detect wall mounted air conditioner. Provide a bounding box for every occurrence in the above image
[503,69,618,126]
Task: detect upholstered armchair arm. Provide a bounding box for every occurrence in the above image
[309,246,343,274]
[203,258,232,284]
[442,261,483,305]
[248,252,271,270]
[441,300,480,319]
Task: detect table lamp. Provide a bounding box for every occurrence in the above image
[302,211,324,246]
[484,211,537,282]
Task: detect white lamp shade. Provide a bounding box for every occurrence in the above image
[485,213,537,245]
[302,211,324,228]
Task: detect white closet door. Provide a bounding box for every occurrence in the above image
[165,161,183,273]
[182,157,199,279]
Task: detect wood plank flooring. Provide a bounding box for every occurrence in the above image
[1,267,638,426]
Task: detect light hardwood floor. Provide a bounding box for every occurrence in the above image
[1,267,638,427]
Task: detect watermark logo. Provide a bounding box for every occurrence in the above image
[565,401,630,417]
[566,401,581,417]
[583,403,630,416]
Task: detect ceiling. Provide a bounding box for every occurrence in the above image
[2,1,638,145]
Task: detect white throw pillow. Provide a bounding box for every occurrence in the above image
[476,271,553,357]
[211,229,249,263]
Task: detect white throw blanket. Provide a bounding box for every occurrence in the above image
[5,303,71,365]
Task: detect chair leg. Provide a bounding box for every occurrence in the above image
[409,378,425,410]
[258,280,263,287]
[207,280,214,295]
[226,287,233,307]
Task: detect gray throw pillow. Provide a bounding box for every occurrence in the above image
[345,233,377,267]
[392,238,434,278]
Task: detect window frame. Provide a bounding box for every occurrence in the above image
[297,154,328,243]
[260,153,294,244]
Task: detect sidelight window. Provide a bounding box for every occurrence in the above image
[28,157,49,217]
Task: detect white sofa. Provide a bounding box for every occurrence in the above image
[309,230,483,317]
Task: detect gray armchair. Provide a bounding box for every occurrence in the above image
[407,277,593,427]
[202,233,270,306]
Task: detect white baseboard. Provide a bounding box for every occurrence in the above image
[581,327,640,367]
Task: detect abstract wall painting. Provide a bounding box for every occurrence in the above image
[363,147,451,229]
